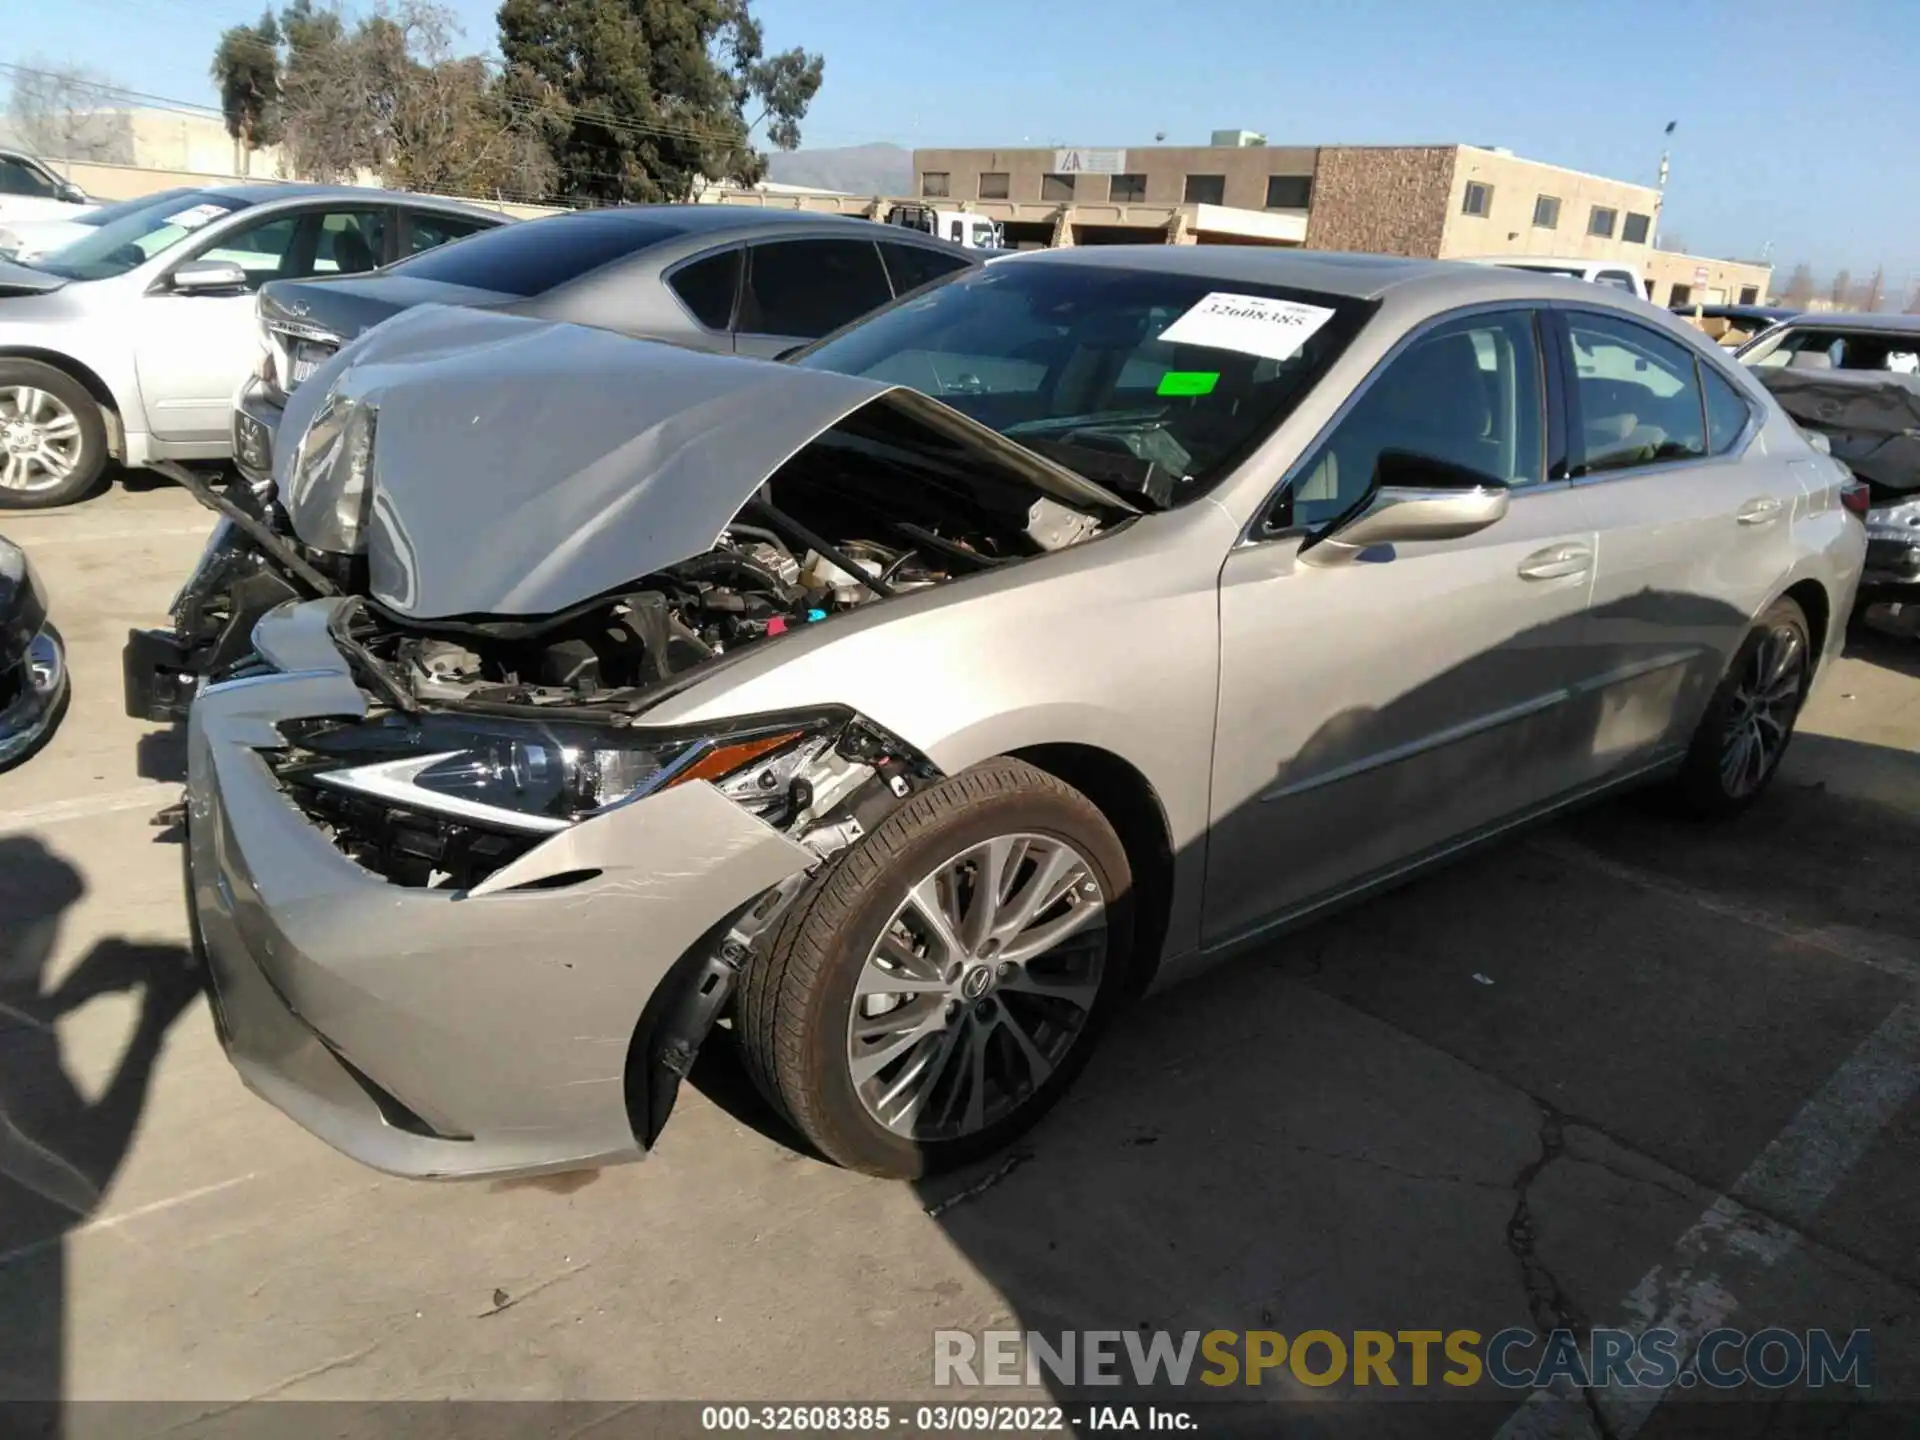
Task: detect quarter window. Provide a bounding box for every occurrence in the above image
[1587,206,1618,238]
[1461,182,1492,217]
[1563,312,1707,475]
[1288,310,1545,530]
[1701,365,1753,455]
[1532,194,1561,229]
[738,238,892,340]
[669,248,741,330]
[878,241,970,296]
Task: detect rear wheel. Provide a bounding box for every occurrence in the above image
[1664,596,1811,818]
[0,360,109,509]
[737,759,1132,1178]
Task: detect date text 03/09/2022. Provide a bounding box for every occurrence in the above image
[698,1403,1195,1432]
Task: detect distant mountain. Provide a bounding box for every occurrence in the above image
[766,143,912,197]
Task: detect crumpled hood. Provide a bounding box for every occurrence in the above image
[277,303,1132,621]
[1755,367,1920,493]
[0,535,49,665]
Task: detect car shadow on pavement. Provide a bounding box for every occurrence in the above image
[902,601,1917,1436]
[0,837,200,1415]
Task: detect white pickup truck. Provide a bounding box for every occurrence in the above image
[0,150,96,228]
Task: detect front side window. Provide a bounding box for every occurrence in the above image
[1184,174,1225,206]
[1532,194,1561,229]
[921,172,950,198]
[1461,182,1492,217]
[310,210,387,275]
[668,247,740,330]
[978,172,1009,200]
[1288,310,1546,530]
[1622,212,1651,244]
[738,238,892,339]
[1564,312,1707,475]
[792,261,1373,505]
[196,213,301,289]
[1587,206,1618,238]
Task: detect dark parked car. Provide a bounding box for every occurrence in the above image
[1,533,67,769]
[231,206,977,486]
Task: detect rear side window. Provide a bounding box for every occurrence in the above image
[1701,365,1753,454]
[878,241,970,297]
[738,238,892,339]
[404,210,494,256]
[669,248,740,330]
[385,213,683,296]
[1564,312,1707,475]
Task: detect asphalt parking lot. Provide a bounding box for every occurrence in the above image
[1,477,1917,1437]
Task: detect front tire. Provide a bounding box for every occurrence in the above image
[0,360,109,509]
[1664,596,1812,819]
[737,759,1133,1178]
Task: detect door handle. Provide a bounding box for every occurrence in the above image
[1518,544,1592,581]
[1736,496,1785,525]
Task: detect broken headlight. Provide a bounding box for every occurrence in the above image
[276,710,844,836]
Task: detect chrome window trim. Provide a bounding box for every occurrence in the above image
[1239,300,1552,548]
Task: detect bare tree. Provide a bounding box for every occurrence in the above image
[1780,262,1816,309]
[1858,265,1886,313]
[5,59,131,164]
[1827,268,1852,307]
[1907,281,1920,315]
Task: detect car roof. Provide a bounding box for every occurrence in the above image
[187,182,507,220]
[510,203,952,244]
[991,245,1648,306]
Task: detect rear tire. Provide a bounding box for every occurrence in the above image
[1662,596,1811,819]
[737,759,1133,1178]
[0,359,109,509]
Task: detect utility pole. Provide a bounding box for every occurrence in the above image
[1652,120,1676,249]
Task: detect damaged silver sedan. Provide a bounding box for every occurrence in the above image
[185,251,1865,1180]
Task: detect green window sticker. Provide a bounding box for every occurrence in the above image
[1157,370,1219,397]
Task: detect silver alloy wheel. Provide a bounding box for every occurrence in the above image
[0,386,84,493]
[846,832,1108,1141]
[1719,621,1807,798]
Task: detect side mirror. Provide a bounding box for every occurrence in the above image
[57,181,89,204]
[1300,450,1510,567]
[170,259,249,294]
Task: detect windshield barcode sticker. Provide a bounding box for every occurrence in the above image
[1157,292,1338,363]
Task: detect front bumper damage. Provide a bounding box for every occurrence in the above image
[1862,498,1920,599]
[186,600,819,1178]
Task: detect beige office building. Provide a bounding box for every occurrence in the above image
[905,140,1771,305]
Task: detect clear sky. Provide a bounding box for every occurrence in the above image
[9,0,1916,292]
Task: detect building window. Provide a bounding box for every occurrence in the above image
[1532,194,1561,229]
[921,172,949,198]
[977,172,1008,200]
[1264,174,1312,208]
[1041,173,1076,203]
[1183,174,1226,206]
[1108,173,1147,203]
[1669,283,1692,307]
[1461,181,1492,217]
[1587,206,1618,238]
[1738,285,1760,305]
[1622,211,1651,244]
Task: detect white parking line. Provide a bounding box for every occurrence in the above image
[0,783,181,836]
[1492,997,1920,1438]
[12,525,211,546]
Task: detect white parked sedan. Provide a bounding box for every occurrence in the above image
[0,183,505,507]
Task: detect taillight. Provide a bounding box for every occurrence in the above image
[1840,479,1872,518]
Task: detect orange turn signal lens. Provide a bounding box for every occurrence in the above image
[662,730,804,789]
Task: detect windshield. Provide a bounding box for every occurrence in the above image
[74,187,200,229]
[1740,324,1920,375]
[792,260,1373,504]
[32,191,250,280]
